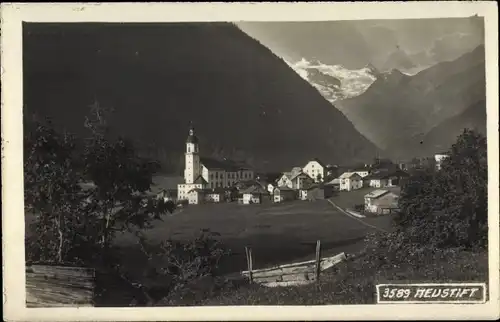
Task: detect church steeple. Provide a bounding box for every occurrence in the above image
[184,123,200,184]
[186,122,199,144]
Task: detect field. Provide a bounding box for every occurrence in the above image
[112,198,393,279]
[25,188,395,299]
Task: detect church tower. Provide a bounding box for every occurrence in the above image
[184,126,200,184]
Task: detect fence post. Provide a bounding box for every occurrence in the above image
[245,246,253,284]
[315,240,321,284]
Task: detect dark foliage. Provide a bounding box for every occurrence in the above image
[396,128,487,250]
[25,106,175,267]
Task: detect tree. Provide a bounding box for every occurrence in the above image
[24,119,86,264]
[396,128,488,250]
[80,102,175,261]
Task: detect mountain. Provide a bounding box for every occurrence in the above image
[380,47,417,72]
[335,45,485,158]
[418,100,486,155]
[23,22,379,173]
[286,58,377,103]
[237,17,484,74]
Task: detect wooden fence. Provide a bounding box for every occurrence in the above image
[242,240,347,287]
[26,265,95,307]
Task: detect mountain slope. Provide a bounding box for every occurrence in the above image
[418,100,486,155]
[23,22,379,173]
[335,45,485,157]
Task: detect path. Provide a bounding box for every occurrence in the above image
[327,199,388,233]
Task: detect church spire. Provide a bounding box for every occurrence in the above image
[189,121,194,136]
[186,121,199,144]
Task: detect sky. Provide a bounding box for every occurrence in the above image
[236,17,485,69]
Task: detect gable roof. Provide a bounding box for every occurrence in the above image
[365,189,390,199]
[366,169,410,180]
[280,172,293,180]
[325,178,341,185]
[234,179,266,190]
[241,185,268,195]
[306,158,326,168]
[193,175,208,185]
[290,171,312,182]
[339,172,362,180]
[188,188,206,194]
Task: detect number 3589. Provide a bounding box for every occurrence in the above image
[382,288,412,299]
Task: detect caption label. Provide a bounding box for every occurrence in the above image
[376,283,487,304]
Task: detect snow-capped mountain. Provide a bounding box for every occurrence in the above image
[286,58,378,103]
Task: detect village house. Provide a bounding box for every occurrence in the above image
[364,169,410,188]
[325,178,341,191]
[302,158,326,182]
[177,127,254,201]
[277,168,313,190]
[352,168,370,178]
[205,188,225,203]
[241,185,268,205]
[277,172,294,189]
[298,181,315,200]
[364,189,400,215]
[273,186,296,203]
[338,172,363,191]
[434,152,449,171]
[187,188,205,205]
[300,184,334,201]
[267,183,276,194]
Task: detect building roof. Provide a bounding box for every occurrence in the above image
[290,171,312,182]
[200,157,251,171]
[188,188,205,194]
[339,172,362,179]
[280,172,293,180]
[364,189,390,199]
[241,185,268,195]
[235,179,266,190]
[306,158,326,168]
[193,175,208,185]
[365,169,410,180]
[325,178,341,185]
[26,265,95,307]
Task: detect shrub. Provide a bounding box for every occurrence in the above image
[395,129,487,251]
[136,229,231,305]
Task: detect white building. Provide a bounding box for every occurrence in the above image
[277,172,294,189]
[241,185,267,205]
[277,170,313,190]
[177,127,254,201]
[364,189,400,214]
[338,172,363,191]
[353,169,370,178]
[302,159,326,182]
[434,153,449,171]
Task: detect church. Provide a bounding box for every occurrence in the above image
[177,127,254,202]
